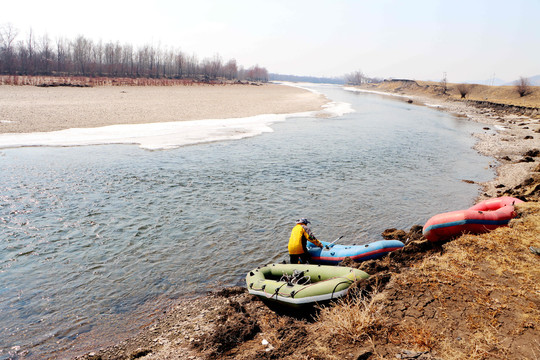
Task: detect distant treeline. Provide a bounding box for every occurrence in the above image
[0,24,268,82]
[270,73,345,84]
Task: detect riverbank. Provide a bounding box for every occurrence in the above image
[0,83,328,134]
[346,81,540,201]
[72,83,539,360]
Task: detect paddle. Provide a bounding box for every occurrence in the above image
[325,235,343,249]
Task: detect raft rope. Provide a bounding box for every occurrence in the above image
[292,276,353,299]
[279,271,311,286]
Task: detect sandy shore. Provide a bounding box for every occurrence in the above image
[0,83,328,134]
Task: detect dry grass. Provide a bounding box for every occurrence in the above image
[315,290,387,344]
[437,327,510,360]
[363,80,540,109]
[0,75,205,86]
[393,201,540,359]
[395,322,437,351]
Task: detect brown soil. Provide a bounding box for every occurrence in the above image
[74,83,540,360]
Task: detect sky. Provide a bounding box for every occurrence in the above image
[1,0,538,83]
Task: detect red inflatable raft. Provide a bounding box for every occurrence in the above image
[422,196,523,242]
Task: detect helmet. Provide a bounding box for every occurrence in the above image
[296,218,310,225]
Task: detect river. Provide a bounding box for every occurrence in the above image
[0,84,494,359]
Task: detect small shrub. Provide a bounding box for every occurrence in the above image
[515,77,533,97]
[456,83,475,99]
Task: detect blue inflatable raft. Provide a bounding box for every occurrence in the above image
[307,239,404,265]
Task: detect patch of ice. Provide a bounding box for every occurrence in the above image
[0,103,351,151]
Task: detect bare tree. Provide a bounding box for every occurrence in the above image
[210,53,222,79]
[0,23,19,74]
[223,59,237,80]
[25,28,35,74]
[515,77,532,97]
[17,40,29,74]
[245,65,268,82]
[122,44,134,76]
[345,70,366,85]
[456,83,475,99]
[39,33,53,75]
[186,53,199,79]
[175,51,185,78]
[73,35,92,75]
[55,37,69,74]
[93,40,104,75]
[440,72,448,94]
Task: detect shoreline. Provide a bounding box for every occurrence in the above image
[344,85,540,201]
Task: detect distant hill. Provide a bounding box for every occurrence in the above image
[464,75,540,86]
[503,75,540,86]
[467,77,507,86]
[269,73,345,84]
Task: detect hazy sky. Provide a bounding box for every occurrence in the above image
[2,0,538,82]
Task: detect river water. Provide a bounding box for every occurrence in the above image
[0,84,494,359]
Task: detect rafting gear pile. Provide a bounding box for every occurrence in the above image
[245,197,523,310]
[246,218,404,309]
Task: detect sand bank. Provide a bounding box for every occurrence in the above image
[0,83,328,134]
[0,83,348,150]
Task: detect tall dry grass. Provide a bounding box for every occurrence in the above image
[362,79,540,109]
[0,75,233,87]
[315,290,387,344]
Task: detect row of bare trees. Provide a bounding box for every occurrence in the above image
[0,24,268,82]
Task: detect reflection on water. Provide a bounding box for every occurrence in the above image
[0,85,493,359]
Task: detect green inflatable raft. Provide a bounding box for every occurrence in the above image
[246,263,369,308]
